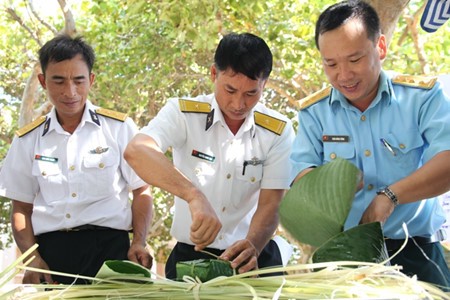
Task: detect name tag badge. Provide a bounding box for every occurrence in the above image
[35,154,58,163]
[192,149,215,162]
[322,135,349,143]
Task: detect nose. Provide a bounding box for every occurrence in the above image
[337,63,354,81]
[230,94,246,111]
[62,82,77,97]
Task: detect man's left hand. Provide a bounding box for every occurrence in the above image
[219,239,259,274]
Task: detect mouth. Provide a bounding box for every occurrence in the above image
[231,110,247,117]
[341,82,359,93]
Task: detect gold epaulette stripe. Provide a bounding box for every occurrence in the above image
[297,86,332,110]
[96,108,127,122]
[392,75,437,90]
[179,99,211,113]
[254,111,286,135]
[16,116,47,137]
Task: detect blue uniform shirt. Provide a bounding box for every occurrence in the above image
[290,70,450,239]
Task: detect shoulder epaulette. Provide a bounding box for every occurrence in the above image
[96,108,127,122]
[254,111,286,136]
[296,86,332,110]
[16,116,47,137]
[392,74,437,90]
[179,99,211,113]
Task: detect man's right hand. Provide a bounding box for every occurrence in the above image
[22,255,53,284]
[188,197,222,251]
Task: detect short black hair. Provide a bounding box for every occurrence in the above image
[38,34,95,75]
[214,32,272,80]
[315,0,381,49]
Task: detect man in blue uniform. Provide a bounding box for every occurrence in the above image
[125,32,294,279]
[290,0,450,289]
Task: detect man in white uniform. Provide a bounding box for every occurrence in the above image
[125,32,294,279]
[0,35,153,284]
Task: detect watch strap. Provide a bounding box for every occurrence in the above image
[377,186,399,207]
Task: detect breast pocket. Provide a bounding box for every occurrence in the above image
[383,129,424,170]
[32,160,66,203]
[82,151,119,196]
[323,142,356,163]
[232,160,263,208]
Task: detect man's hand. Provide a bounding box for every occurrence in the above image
[128,242,153,269]
[189,197,222,251]
[22,255,53,284]
[360,193,395,225]
[219,239,258,274]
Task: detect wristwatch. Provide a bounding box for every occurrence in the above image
[376,186,399,207]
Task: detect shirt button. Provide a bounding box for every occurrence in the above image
[71,193,77,198]
[399,144,405,149]
[99,163,105,169]
[226,173,231,179]
[250,177,256,183]
[222,207,226,212]
[367,184,374,191]
[70,165,75,171]
[364,150,371,157]
[330,153,337,160]
[65,213,71,219]
[360,115,366,121]
[41,171,47,176]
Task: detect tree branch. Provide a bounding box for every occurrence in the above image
[5,7,41,46]
[28,0,58,35]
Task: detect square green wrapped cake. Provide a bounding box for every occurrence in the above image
[176,259,234,282]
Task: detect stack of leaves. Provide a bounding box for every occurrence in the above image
[280,158,388,264]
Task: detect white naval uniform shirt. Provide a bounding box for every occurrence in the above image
[140,94,294,249]
[0,100,146,235]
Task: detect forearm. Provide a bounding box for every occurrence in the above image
[131,186,153,246]
[11,200,39,258]
[389,151,450,204]
[125,134,203,203]
[245,189,285,254]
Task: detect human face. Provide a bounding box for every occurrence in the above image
[38,54,94,122]
[318,19,387,111]
[211,65,266,130]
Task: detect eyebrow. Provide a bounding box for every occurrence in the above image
[225,84,258,94]
[50,75,87,80]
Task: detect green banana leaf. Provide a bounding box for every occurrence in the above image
[95,260,151,280]
[312,222,389,264]
[280,158,360,247]
[176,259,234,282]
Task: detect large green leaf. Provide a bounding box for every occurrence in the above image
[312,222,388,264]
[95,260,151,280]
[280,158,360,247]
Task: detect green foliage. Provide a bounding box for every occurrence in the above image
[0,198,13,249]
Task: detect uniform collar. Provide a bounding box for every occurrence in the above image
[329,70,392,113]
[42,100,98,136]
[206,95,255,134]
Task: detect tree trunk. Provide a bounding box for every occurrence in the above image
[364,0,411,46]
